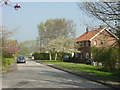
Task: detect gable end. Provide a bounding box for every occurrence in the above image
[90,28,119,41]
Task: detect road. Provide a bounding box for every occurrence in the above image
[2,59,112,88]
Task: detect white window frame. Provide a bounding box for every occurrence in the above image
[94,40,97,45]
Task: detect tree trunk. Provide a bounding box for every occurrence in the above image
[14,53,17,61]
[55,53,57,61]
[49,53,51,60]
[61,52,64,62]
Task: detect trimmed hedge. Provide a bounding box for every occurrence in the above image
[33,52,72,60]
[52,52,72,61]
[33,53,49,60]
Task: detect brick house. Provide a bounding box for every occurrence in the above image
[74,26,119,61]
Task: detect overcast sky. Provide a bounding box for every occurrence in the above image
[2,1,102,42]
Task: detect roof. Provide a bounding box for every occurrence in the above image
[75,28,103,42]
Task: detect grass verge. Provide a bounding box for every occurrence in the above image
[0,58,14,70]
[37,60,120,82]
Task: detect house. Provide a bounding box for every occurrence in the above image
[74,26,119,61]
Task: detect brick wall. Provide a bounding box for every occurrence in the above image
[91,30,117,47]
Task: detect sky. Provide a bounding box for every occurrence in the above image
[2,1,102,42]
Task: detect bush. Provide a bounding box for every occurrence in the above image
[33,52,72,61]
[91,47,119,72]
[33,53,49,60]
[52,52,72,61]
[2,58,14,67]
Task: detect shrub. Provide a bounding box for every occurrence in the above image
[55,52,72,61]
[33,52,72,61]
[91,47,119,72]
[2,58,14,67]
[33,53,49,60]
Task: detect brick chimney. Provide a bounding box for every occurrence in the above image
[86,26,89,34]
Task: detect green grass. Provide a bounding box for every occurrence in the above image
[1,58,14,70]
[37,60,120,82]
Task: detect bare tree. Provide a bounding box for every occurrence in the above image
[78,2,120,31]
[0,0,21,10]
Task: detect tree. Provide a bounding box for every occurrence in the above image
[4,40,19,54]
[91,46,119,72]
[0,26,16,55]
[37,18,76,52]
[0,0,21,10]
[18,40,38,56]
[3,40,19,58]
[45,37,80,61]
[78,2,120,30]
[0,26,19,68]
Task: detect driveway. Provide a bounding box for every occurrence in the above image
[2,59,112,88]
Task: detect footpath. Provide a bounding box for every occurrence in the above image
[34,60,120,89]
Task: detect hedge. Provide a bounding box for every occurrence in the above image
[33,52,72,60]
[33,53,49,60]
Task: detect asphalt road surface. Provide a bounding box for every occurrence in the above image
[2,59,112,88]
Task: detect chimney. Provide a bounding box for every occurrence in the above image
[86,26,89,34]
[99,25,103,29]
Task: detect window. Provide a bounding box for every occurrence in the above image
[75,53,78,57]
[94,40,97,45]
[101,40,103,45]
[86,41,88,46]
[86,53,89,59]
[84,41,86,46]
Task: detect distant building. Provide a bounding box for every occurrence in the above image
[74,26,119,61]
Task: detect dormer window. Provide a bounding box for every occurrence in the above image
[94,40,97,45]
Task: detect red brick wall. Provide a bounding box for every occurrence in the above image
[91,30,117,47]
[77,41,91,60]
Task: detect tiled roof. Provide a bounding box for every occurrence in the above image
[75,28,103,42]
